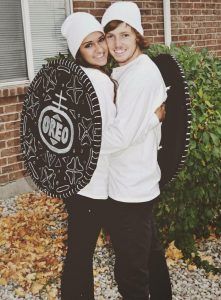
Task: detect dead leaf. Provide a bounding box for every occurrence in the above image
[31,282,44,294]
[187,264,197,271]
[165,241,183,261]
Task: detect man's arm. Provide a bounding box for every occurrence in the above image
[100,77,167,154]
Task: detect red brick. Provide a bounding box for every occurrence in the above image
[202,9,214,15]
[9,88,17,97]
[5,121,20,131]
[140,9,152,15]
[206,4,216,9]
[2,162,23,174]
[6,138,21,148]
[156,3,163,9]
[205,39,217,46]
[0,141,6,150]
[194,3,205,9]
[90,9,105,17]
[0,158,7,168]
[157,30,164,36]
[9,169,26,181]
[17,87,26,95]
[3,89,9,97]
[180,3,193,9]
[0,174,9,184]
[95,2,109,9]
[154,36,164,43]
[177,9,190,15]
[1,146,20,157]
[0,113,19,123]
[18,95,25,103]
[142,3,157,9]
[194,16,206,21]
[0,96,18,106]
[7,154,23,165]
[153,22,163,29]
[73,1,94,8]
[182,16,194,21]
[0,124,5,132]
[143,23,153,29]
[142,16,157,22]
[0,130,20,141]
[4,103,23,113]
[195,28,206,34]
[151,9,164,16]
[156,15,163,22]
[179,35,192,41]
[144,29,158,36]
[195,40,206,46]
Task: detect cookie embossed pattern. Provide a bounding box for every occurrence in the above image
[20,59,102,199]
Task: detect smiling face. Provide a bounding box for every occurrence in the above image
[79,31,108,67]
[105,22,142,66]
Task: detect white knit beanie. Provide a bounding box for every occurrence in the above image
[61,12,104,58]
[101,1,144,36]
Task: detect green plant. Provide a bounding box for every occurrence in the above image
[145,45,221,259]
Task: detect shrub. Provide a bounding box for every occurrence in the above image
[145,45,221,257]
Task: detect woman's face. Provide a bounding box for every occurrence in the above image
[79,31,108,67]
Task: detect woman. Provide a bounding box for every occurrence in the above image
[61,12,116,300]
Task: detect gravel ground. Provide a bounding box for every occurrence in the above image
[0,195,220,300]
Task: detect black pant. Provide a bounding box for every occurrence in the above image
[61,194,104,300]
[61,195,172,300]
[104,198,172,300]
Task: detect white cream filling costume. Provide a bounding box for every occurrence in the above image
[102,54,167,202]
[78,67,116,199]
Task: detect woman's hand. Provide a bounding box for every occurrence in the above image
[155,103,166,122]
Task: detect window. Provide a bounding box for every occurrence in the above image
[0,0,27,84]
[0,0,72,87]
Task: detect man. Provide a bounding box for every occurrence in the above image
[100,2,172,299]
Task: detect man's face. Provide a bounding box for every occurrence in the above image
[105,22,141,66]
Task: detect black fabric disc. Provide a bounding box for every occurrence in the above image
[20,59,102,199]
[152,54,191,188]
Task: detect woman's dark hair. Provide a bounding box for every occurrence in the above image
[75,50,98,69]
[75,48,118,103]
[104,20,149,50]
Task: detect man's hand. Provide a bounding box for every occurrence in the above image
[155,103,166,122]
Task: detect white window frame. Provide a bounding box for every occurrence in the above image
[0,0,72,88]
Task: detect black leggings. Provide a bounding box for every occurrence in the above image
[61,194,104,300]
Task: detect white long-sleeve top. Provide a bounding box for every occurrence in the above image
[101,54,168,203]
[78,67,116,199]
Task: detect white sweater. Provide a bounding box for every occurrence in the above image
[101,54,168,203]
[78,67,116,199]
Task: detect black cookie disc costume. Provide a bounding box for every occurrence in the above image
[20,59,102,199]
[152,54,191,188]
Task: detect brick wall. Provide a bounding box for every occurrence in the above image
[0,0,221,187]
[0,86,27,185]
[73,0,221,56]
[171,0,221,56]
